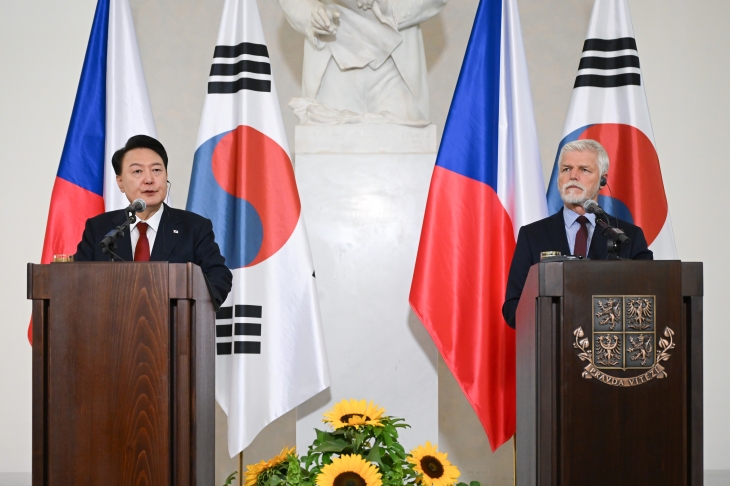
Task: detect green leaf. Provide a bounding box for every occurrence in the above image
[311,439,348,453]
[221,471,237,486]
[366,445,382,464]
[315,429,328,442]
[470,481,482,486]
[383,431,393,447]
[354,431,367,450]
[391,443,406,460]
[285,457,303,486]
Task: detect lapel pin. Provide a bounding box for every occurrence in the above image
[173,230,179,234]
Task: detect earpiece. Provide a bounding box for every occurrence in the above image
[600,175,607,187]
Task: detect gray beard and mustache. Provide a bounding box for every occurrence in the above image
[560,181,599,205]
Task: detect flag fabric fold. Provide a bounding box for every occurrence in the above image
[546,0,677,259]
[104,0,157,210]
[186,0,330,457]
[409,0,547,451]
[33,0,156,343]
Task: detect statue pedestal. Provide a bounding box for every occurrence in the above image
[294,124,438,450]
[295,124,438,155]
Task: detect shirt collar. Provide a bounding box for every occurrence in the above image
[133,204,164,233]
[563,206,596,227]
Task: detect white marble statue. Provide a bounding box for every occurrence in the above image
[278,0,448,126]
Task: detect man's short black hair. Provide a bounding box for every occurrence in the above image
[111,135,168,175]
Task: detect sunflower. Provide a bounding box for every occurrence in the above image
[407,442,460,486]
[322,399,386,429]
[316,454,383,486]
[244,446,295,486]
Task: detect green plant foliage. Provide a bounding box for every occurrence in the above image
[222,411,482,486]
[222,471,237,486]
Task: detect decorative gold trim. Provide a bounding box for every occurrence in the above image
[540,251,562,260]
[573,326,674,387]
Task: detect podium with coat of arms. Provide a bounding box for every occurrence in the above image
[515,260,703,485]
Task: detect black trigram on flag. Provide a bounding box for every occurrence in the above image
[574,37,641,89]
[215,304,262,355]
[208,42,271,94]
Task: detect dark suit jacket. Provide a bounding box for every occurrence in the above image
[502,208,653,328]
[75,203,233,307]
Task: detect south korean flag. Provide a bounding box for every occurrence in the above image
[186,0,330,457]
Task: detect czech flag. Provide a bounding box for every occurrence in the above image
[186,0,329,457]
[33,0,156,343]
[546,0,677,259]
[410,0,547,451]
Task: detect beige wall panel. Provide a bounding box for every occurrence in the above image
[439,358,515,485]
[521,0,593,180]
[130,0,221,207]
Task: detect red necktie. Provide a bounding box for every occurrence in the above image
[574,215,588,258]
[134,222,150,262]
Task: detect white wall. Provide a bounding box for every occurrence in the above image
[0,0,97,473]
[1,0,728,476]
[630,0,730,468]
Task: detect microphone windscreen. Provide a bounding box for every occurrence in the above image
[132,198,147,212]
[583,199,598,214]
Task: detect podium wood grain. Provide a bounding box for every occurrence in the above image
[29,262,214,486]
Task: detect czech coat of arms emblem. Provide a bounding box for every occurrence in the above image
[573,296,675,387]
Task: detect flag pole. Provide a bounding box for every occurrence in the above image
[239,451,244,485]
[513,435,516,486]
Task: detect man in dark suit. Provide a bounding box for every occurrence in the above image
[502,139,653,328]
[75,135,232,307]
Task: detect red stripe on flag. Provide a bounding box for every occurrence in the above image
[410,166,516,451]
[41,177,105,264]
[581,124,668,245]
[29,177,105,343]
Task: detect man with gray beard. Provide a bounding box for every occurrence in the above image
[502,139,653,328]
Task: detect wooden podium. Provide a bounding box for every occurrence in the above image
[28,262,215,486]
[515,260,703,485]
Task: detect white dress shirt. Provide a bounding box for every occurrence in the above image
[131,204,164,259]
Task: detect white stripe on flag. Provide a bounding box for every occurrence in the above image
[103,0,157,211]
[496,0,548,237]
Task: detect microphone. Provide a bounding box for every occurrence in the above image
[125,198,146,214]
[582,199,630,251]
[582,199,606,216]
[100,199,146,261]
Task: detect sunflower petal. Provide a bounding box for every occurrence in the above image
[316,454,383,486]
[408,442,461,486]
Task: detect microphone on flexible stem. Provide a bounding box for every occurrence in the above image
[582,199,630,247]
[125,198,147,214]
[100,199,147,261]
[582,199,607,219]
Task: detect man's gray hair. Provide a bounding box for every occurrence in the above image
[558,139,609,176]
